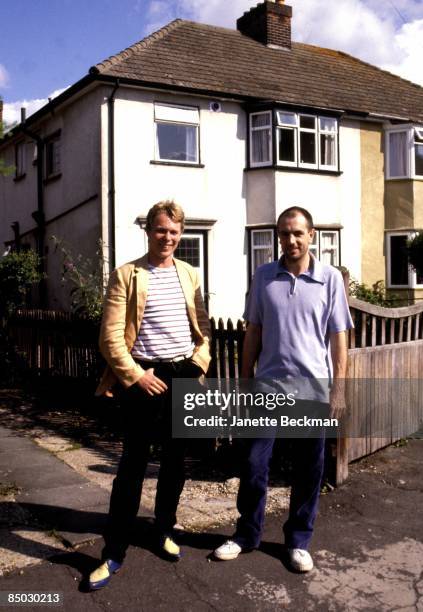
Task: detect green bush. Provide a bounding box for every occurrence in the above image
[52,236,107,322]
[349,279,395,307]
[0,250,42,318]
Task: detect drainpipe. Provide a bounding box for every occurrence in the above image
[108,79,120,270]
[21,108,47,306]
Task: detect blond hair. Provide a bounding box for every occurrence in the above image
[145,200,185,232]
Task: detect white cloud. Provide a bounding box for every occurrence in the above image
[151,0,422,86]
[0,63,9,88]
[3,87,69,126]
[382,19,423,85]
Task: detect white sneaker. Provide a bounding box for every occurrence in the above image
[287,548,314,572]
[214,540,242,561]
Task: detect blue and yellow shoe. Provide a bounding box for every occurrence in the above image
[158,533,182,561]
[88,559,122,591]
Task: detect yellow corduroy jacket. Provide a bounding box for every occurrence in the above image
[95,254,211,396]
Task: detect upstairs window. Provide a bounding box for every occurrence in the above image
[45,132,61,178]
[250,111,272,166]
[276,112,338,170]
[15,141,26,178]
[385,125,423,179]
[414,128,423,177]
[155,103,199,164]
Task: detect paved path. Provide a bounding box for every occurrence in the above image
[0,419,422,611]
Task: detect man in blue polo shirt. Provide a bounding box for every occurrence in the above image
[214,206,353,572]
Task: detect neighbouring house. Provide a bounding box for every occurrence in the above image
[1,0,423,318]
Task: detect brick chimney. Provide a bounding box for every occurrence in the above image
[237,0,292,49]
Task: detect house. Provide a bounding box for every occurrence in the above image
[1,0,423,319]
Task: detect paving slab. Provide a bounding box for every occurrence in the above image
[0,426,111,547]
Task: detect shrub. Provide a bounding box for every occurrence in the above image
[349,279,395,307]
[0,250,42,318]
[52,236,107,322]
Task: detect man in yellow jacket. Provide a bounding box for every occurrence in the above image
[89,201,211,590]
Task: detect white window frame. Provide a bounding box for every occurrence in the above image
[413,127,423,178]
[154,102,200,165]
[386,231,423,289]
[385,126,412,180]
[250,111,273,167]
[175,233,205,293]
[319,117,338,170]
[250,228,275,273]
[298,114,318,169]
[276,111,338,171]
[311,229,340,266]
[276,111,298,167]
[385,124,423,180]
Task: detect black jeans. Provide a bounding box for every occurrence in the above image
[102,358,202,563]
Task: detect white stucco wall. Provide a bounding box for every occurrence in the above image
[108,88,248,320]
[246,118,362,280]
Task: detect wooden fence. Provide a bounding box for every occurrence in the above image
[5,299,423,484]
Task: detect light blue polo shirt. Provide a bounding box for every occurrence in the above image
[244,256,353,383]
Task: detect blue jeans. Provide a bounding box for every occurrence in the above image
[234,436,325,550]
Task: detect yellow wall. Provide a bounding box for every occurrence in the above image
[360,123,385,285]
[384,181,414,228]
[413,181,423,228]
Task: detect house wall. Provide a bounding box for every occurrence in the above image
[245,118,362,280]
[360,122,385,286]
[0,86,103,309]
[108,88,248,319]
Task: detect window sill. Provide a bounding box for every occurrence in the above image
[245,165,342,176]
[150,160,205,168]
[13,173,26,183]
[43,172,62,185]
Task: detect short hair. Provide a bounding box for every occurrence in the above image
[145,200,185,232]
[277,206,314,230]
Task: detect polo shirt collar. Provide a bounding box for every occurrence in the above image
[275,253,326,284]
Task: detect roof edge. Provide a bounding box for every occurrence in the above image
[90,19,184,74]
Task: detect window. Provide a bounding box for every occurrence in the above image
[310,229,340,266]
[45,132,61,178]
[275,112,338,170]
[385,125,423,179]
[174,232,207,305]
[414,128,423,177]
[250,229,275,273]
[155,103,199,164]
[250,111,272,166]
[386,232,423,288]
[15,142,26,178]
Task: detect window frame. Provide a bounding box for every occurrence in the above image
[15,141,26,178]
[385,124,423,180]
[311,228,340,267]
[386,231,423,289]
[154,102,200,165]
[250,228,276,275]
[249,110,273,168]
[44,130,61,179]
[413,127,423,178]
[275,111,338,171]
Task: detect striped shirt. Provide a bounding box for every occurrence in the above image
[131,264,195,360]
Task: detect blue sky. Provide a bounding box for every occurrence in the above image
[1,0,422,123]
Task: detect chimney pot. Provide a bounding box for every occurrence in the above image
[21,107,26,123]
